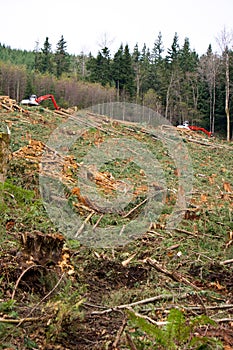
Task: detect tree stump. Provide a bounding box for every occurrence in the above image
[20,231,65,266]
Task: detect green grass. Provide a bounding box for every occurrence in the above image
[0,179,56,240]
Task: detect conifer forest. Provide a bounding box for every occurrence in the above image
[1,30,233,137]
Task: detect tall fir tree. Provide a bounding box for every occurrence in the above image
[40,37,53,73]
[87,47,112,86]
[152,32,164,64]
[150,33,166,99]
[55,35,70,78]
[112,44,124,99]
[139,44,151,95]
[122,44,135,98]
[132,44,141,100]
[166,32,180,64]
[179,37,198,73]
[112,44,135,99]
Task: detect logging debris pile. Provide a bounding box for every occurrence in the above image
[12,138,148,215]
[0,95,26,113]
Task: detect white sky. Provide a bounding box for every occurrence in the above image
[0,0,233,56]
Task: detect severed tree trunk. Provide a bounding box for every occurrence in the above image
[20,231,65,266]
[0,129,10,182]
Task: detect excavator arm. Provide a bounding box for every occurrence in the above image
[188,125,213,137]
[35,94,60,110]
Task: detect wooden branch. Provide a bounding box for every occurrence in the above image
[0,316,48,324]
[90,292,196,315]
[131,309,167,326]
[146,303,233,313]
[220,258,233,265]
[75,210,95,237]
[112,318,127,349]
[144,258,200,291]
[15,272,65,328]
[122,253,137,267]
[123,198,148,218]
[11,264,42,300]
[186,138,215,147]
[126,332,138,350]
[173,227,197,237]
[185,137,233,150]
[213,318,233,323]
[54,109,72,118]
[93,214,104,230]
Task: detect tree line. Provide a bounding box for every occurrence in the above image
[0,30,233,138]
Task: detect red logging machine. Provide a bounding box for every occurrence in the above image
[20,94,60,110]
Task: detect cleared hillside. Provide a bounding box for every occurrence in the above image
[0,98,232,349]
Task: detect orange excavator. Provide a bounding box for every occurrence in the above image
[177,121,213,137]
[20,94,60,110]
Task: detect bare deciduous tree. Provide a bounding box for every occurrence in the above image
[216,27,233,141]
[199,50,219,133]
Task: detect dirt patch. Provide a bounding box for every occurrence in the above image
[53,313,124,350]
[83,259,149,301]
[189,262,233,296]
[198,325,233,348]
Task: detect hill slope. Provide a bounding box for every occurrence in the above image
[0,97,233,349]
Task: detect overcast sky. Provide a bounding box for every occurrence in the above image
[1,0,233,56]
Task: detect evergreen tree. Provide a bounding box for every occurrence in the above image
[139,44,152,95]
[164,33,182,120]
[152,32,164,63]
[38,37,53,73]
[87,47,112,86]
[55,35,70,77]
[132,44,141,100]
[122,44,135,98]
[179,37,198,73]
[112,44,124,99]
[112,44,135,99]
[166,32,180,64]
[150,33,166,104]
[0,43,35,70]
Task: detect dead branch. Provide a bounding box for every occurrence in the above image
[90,292,197,315]
[0,316,49,324]
[213,318,233,323]
[126,332,138,350]
[93,214,104,230]
[173,227,197,237]
[185,137,233,150]
[146,230,165,238]
[129,309,167,326]
[75,210,95,237]
[144,258,200,291]
[220,258,233,265]
[123,198,148,218]
[112,317,127,349]
[54,109,73,118]
[147,303,233,313]
[11,264,43,300]
[15,272,65,328]
[186,138,216,147]
[122,253,137,267]
[128,310,232,326]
